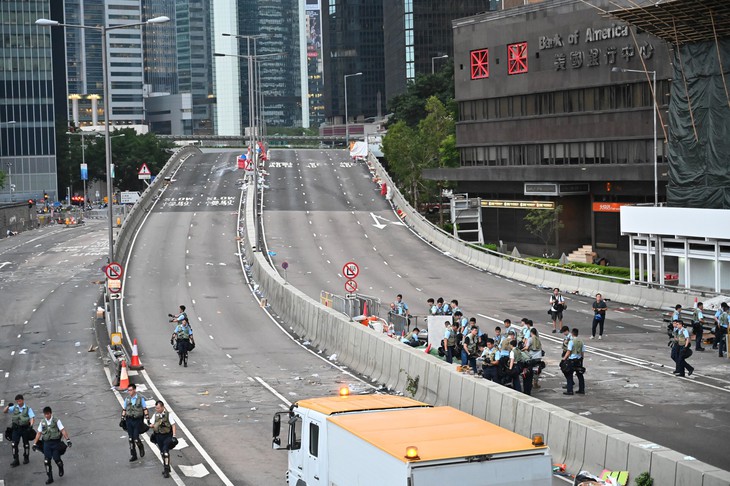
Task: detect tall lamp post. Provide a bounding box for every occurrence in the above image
[344,72,362,147]
[431,54,449,74]
[36,15,170,264]
[612,67,658,207]
[1,121,17,201]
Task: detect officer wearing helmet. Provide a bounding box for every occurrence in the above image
[149,401,177,478]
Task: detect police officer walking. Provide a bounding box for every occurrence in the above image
[562,328,585,395]
[3,393,35,467]
[149,401,177,478]
[673,320,694,377]
[171,320,195,367]
[716,302,729,358]
[122,384,149,462]
[32,406,71,484]
[692,303,706,351]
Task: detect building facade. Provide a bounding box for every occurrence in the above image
[382,0,497,101]
[0,0,59,202]
[424,0,672,265]
[322,0,385,125]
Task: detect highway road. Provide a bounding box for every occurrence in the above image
[263,148,730,472]
[0,220,176,484]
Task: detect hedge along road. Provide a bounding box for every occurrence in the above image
[261,148,730,472]
[119,149,378,485]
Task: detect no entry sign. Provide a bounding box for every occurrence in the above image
[344,279,358,293]
[105,262,123,280]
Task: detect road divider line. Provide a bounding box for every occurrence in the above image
[254,377,292,407]
[624,399,644,407]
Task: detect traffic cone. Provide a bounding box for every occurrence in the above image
[118,360,130,390]
[693,297,698,308]
[425,343,432,354]
[130,338,142,369]
[362,301,368,316]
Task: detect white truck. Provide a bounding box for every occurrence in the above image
[272,391,552,486]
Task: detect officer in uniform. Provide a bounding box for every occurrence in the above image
[3,393,35,467]
[463,326,480,373]
[479,338,500,381]
[32,406,71,484]
[562,328,585,395]
[716,303,729,358]
[122,383,149,462]
[692,302,706,351]
[673,321,694,377]
[171,320,195,367]
[149,401,177,478]
[442,322,457,364]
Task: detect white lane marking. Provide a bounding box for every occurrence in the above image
[518,283,527,288]
[643,324,662,328]
[255,377,292,407]
[18,349,27,355]
[198,316,202,322]
[192,299,196,305]
[188,282,191,287]
[11,351,15,356]
[226,354,232,359]
[4,372,9,378]
[326,260,331,264]
[383,261,388,266]
[625,400,644,407]
[477,313,502,324]
[209,335,214,340]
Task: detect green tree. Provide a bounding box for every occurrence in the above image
[388,63,455,128]
[524,205,564,257]
[0,170,5,189]
[382,121,424,207]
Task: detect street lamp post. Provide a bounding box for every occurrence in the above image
[36,15,170,264]
[431,54,449,74]
[612,67,658,207]
[344,72,362,147]
[1,121,16,201]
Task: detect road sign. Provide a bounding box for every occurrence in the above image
[105,262,123,280]
[282,261,289,270]
[342,261,359,279]
[138,163,151,180]
[344,279,358,293]
[109,293,121,300]
[110,332,123,346]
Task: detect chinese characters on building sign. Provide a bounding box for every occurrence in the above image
[539,24,654,71]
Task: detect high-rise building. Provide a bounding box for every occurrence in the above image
[383,0,498,101]
[305,0,325,127]
[211,0,241,135]
[322,0,385,125]
[0,0,59,202]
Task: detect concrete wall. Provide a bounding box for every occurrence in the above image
[241,183,730,486]
[0,202,38,237]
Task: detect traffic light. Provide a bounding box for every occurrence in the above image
[44,193,49,201]
[28,199,34,208]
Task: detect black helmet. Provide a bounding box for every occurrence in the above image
[169,437,179,449]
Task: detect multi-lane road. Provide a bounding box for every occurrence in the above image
[2,147,728,485]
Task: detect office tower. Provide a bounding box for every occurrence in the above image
[0,0,59,202]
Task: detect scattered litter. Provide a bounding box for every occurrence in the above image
[608,371,618,375]
[302,341,311,346]
[311,373,319,377]
[75,342,81,347]
[178,464,209,478]
[579,411,592,416]
[623,384,639,388]
[683,456,697,461]
[639,443,661,449]
[294,376,302,381]
[327,354,337,361]
[288,392,297,396]
[250,407,257,411]
[616,326,625,329]
[198,391,209,395]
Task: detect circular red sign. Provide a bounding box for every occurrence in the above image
[342,261,359,279]
[344,279,358,293]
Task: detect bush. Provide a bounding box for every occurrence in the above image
[525,257,633,281]
[635,472,653,486]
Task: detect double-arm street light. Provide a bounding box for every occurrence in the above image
[431,54,449,74]
[612,66,658,207]
[36,15,170,264]
[344,72,363,147]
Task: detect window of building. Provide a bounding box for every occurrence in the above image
[507,42,528,75]
[470,48,489,80]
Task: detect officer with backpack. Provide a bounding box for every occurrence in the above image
[149,401,177,479]
[442,322,457,364]
[121,384,149,462]
[716,302,729,358]
[3,394,36,467]
[673,321,694,377]
[171,319,195,367]
[32,406,71,484]
[463,326,480,373]
[561,328,585,395]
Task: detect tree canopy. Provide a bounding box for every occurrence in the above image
[387,63,455,127]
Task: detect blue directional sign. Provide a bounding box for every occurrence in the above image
[80,163,88,181]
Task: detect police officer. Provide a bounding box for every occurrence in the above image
[442,322,457,364]
[479,338,500,381]
[692,303,706,351]
[674,320,694,377]
[562,328,585,395]
[3,393,35,467]
[463,326,480,373]
[171,320,195,367]
[122,384,149,462]
[716,303,729,358]
[32,406,71,484]
[168,305,189,326]
[149,401,177,478]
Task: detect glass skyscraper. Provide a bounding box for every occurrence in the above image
[0,0,58,202]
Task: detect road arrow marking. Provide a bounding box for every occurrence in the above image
[370,213,387,229]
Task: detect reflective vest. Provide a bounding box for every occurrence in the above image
[720,312,729,328]
[692,308,701,324]
[529,335,542,352]
[11,405,31,427]
[154,411,172,435]
[562,335,571,353]
[126,395,144,418]
[466,335,478,355]
[446,331,456,348]
[41,417,61,441]
[177,325,191,340]
[677,330,687,346]
[572,339,584,358]
[513,348,530,363]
